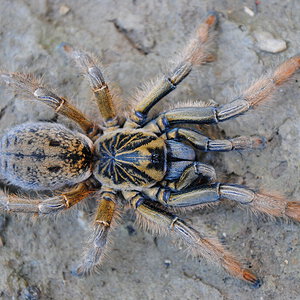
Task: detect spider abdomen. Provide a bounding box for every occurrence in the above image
[0,123,93,190]
[94,129,167,189]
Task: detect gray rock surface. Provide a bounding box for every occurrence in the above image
[0,1,299,299]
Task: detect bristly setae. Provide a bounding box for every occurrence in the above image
[0,12,299,287]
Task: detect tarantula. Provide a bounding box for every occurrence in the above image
[0,12,299,286]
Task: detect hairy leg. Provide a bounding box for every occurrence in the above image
[144,55,300,133]
[126,11,218,126]
[73,189,119,276]
[220,184,300,221]
[0,182,93,214]
[165,162,217,190]
[165,128,265,151]
[123,190,260,286]
[216,55,300,121]
[0,72,98,135]
[144,184,300,222]
[61,44,117,127]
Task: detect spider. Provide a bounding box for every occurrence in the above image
[0,12,299,287]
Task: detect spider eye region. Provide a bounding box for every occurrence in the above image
[93,129,167,189]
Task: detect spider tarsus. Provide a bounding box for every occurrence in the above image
[285,201,300,222]
[70,267,85,278]
[205,11,219,28]
[58,41,73,53]
[252,278,263,289]
[231,135,267,150]
[252,135,267,150]
[242,270,262,288]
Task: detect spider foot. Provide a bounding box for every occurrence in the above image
[71,264,93,278]
[253,278,263,289]
[205,11,219,28]
[70,266,85,278]
[250,193,300,221]
[243,270,262,288]
[283,201,300,222]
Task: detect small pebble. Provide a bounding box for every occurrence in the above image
[21,286,41,300]
[222,232,227,238]
[284,259,289,265]
[253,31,287,53]
[59,4,71,16]
[244,6,255,17]
[164,259,171,268]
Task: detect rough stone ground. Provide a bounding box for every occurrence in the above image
[0,0,299,299]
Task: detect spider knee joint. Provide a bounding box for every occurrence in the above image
[62,194,70,208]
[169,217,179,230]
[55,97,66,112]
[131,195,145,209]
[156,115,170,132]
[166,128,179,140]
[103,117,119,128]
[131,110,147,125]
[96,220,110,226]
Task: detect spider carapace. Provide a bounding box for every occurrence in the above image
[94,129,168,189]
[1,12,300,287]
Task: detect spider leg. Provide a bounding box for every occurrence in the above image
[0,182,93,214]
[215,54,300,122]
[0,72,98,135]
[166,128,265,151]
[127,11,218,126]
[219,184,300,221]
[160,138,217,188]
[144,184,300,222]
[144,55,300,133]
[73,189,118,276]
[123,190,260,287]
[143,105,222,133]
[144,185,220,208]
[165,161,217,190]
[61,44,117,127]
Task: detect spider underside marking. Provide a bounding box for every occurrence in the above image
[0,12,300,287]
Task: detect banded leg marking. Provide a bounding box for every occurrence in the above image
[144,55,300,133]
[62,44,117,126]
[124,191,260,286]
[167,128,266,151]
[0,72,97,134]
[217,54,300,121]
[129,11,218,125]
[145,184,300,222]
[165,162,217,191]
[0,182,93,214]
[220,184,300,221]
[73,189,118,276]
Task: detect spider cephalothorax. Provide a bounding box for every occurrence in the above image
[93,129,167,189]
[0,12,300,287]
